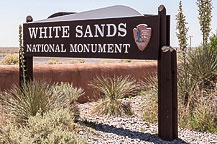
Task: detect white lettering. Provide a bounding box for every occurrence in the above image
[84,25,93,37]
[62,26,70,38]
[61,44,66,52]
[123,44,130,53]
[118,23,127,37]
[76,25,83,38]
[48,27,52,38]
[106,24,117,37]
[27,44,32,52]
[39,27,48,38]
[84,44,90,52]
[70,44,77,52]
[28,27,38,39]
[94,24,105,37]
[53,26,61,38]
[77,44,83,53]
[98,44,106,53]
[91,44,97,53]
[114,44,122,53]
[107,44,114,53]
[44,44,49,52]
[32,44,37,52]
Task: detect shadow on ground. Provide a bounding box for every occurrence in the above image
[80,120,189,144]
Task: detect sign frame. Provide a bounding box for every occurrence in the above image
[20,5,178,141]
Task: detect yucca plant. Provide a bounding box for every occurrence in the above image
[178,43,217,132]
[52,82,85,121]
[178,45,217,111]
[89,75,138,116]
[0,81,63,124]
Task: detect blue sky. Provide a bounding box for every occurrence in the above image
[0,0,216,47]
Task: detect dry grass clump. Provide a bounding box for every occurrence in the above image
[89,75,138,116]
[140,73,158,123]
[1,54,19,65]
[181,89,217,132]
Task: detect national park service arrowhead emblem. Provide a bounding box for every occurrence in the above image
[133,24,152,51]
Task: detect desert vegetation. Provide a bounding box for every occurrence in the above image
[141,39,217,132]
[0,81,87,143]
[88,75,139,116]
[0,0,216,143]
[1,54,19,65]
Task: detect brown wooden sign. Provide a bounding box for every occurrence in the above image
[20,5,178,141]
[23,16,160,59]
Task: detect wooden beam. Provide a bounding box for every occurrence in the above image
[158,5,174,140]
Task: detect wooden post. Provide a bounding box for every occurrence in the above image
[158,5,177,140]
[171,49,178,139]
[19,16,33,86]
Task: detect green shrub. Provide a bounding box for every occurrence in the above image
[120,59,132,63]
[209,31,217,52]
[64,59,85,64]
[1,54,19,65]
[0,81,63,124]
[52,82,85,120]
[53,82,84,106]
[0,108,87,144]
[89,75,138,116]
[46,59,62,64]
[46,59,85,64]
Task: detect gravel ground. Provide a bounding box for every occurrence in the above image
[77,95,217,144]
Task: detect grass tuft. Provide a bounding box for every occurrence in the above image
[89,75,138,116]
